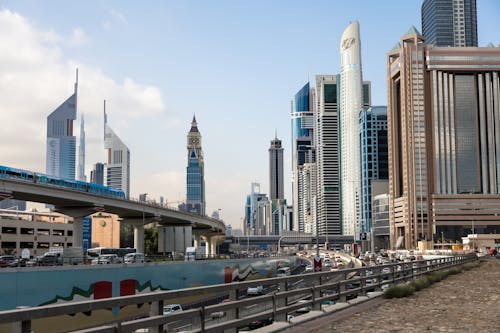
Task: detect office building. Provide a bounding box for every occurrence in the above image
[46,72,77,179]
[269,135,284,235]
[387,27,500,249]
[104,103,130,198]
[359,106,388,238]
[372,193,390,251]
[77,115,86,182]
[244,183,268,235]
[315,74,341,241]
[291,82,316,233]
[421,0,477,47]
[90,163,104,185]
[340,21,372,239]
[186,116,205,215]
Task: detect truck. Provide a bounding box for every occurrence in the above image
[185,246,206,261]
[40,247,84,265]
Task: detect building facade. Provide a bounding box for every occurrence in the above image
[186,116,205,215]
[90,162,104,185]
[372,193,390,251]
[387,27,500,249]
[339,21,371,239]
[77,115,86,182]
[269,136,284,235]
[46,73,77,180]
[104,105,130,198]
[315,74,342,240]
[421,0,477,47]
[359,106,388,238]
[291,82,316,233]
[244,183,268,235]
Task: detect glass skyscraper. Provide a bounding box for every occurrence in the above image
[46,72,77,179]
[77,115,86,181]
[359,106,388,237]
[269,136,284,235]
[387,27,500,249]
[186,116,205,215]
[421,0,477,47]
[104,103,130,198]
[291,82,315,233]
[315,74,341,239]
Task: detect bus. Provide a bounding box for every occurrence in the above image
[86,247,136,259]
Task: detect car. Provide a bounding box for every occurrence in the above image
[246,285,264,296]
[0,256,16,268]
[91,254,121,265]
[8,258,28,267]
[304,264,314,273]
[248,317,273,329]
[124,253,145,264]
[163,304,182,315]
[295,300,312,313]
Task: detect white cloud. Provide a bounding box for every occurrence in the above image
[67,27,89,47]
[0,8,166,177]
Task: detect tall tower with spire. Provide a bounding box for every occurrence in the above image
[186,115,205,215]
[46,69,78,179]
[77,114,86,181]
[269,134,284,235]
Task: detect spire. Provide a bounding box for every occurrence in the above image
[190,114,199,133]
[74,68,79,94]
[103,100,107,141]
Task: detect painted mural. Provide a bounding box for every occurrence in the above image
[0,257,298,311]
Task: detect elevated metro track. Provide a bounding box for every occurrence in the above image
[0,178,225,251]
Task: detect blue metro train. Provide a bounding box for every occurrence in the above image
[0,165,125,199]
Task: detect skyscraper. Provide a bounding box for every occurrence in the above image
[186,116,205,215]
[90,162,104,185]
[339,21,366,238]
[244,183,268,235]
[104,102,130,198]
[269,135,284,235]
[359,106,388,238]
[387,27,500,249]
[46,71,77,179]
[77,115,86,181]
[421,0,477,47]
[315,74,341,240]
[291,82,316,233]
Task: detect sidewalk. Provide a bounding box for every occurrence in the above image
[282,258,500,333]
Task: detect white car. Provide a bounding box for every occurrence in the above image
[304,264,314,273]
[163,304,182,315]
[247,285,264,296]
[91,254,121,265]
[124,253,145,264]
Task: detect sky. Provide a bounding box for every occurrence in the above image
[0,1,499,230]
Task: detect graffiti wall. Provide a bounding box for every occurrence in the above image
[0,257,298,311]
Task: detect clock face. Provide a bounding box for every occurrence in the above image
[190,138,198,145]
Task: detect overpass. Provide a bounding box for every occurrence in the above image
[0,178,226,253]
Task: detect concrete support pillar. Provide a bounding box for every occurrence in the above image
[193,231,203,248]
[205,237,212,258]
[210,237,217,257]
[72,218,83,248]
[134,224,145,253]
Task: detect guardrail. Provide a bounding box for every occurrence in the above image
[0,254,477,333]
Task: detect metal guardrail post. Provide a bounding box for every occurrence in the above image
[12,306,31,333]
[149,300,164,333]
[312,276,321,311]
[224,290,237,333]
[200,306,206,332]
[275,281,287,322]
[338,280,346,303]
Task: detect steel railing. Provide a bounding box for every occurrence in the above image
[0,254,477,333]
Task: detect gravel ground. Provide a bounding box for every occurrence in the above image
[287,258,500,333]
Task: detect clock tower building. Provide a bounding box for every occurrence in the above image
[186,115,205,215]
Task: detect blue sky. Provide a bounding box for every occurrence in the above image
[0,1,499,229]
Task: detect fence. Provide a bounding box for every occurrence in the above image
[0,254,477,333]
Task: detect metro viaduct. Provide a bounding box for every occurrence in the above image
[0,178,226,254]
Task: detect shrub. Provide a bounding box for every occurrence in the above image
[383,284,415,299]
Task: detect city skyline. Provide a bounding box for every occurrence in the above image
[0,1,499,229]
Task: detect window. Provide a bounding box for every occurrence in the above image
[1,227,16,234]
[20,242,34,248]
[37,229,50,236]
[20,228,34,235]
[52,229,65,236]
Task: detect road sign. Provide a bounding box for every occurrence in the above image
[314,256,322,272]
